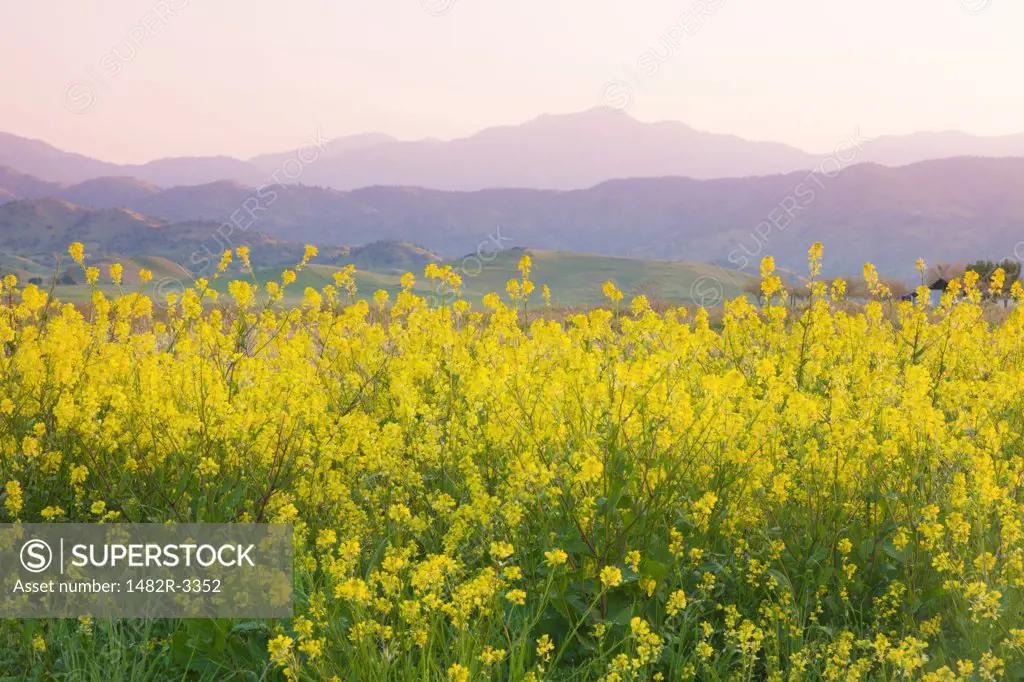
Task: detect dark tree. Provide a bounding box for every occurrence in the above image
[966,258,1021,292]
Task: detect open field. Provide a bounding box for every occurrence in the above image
[23,248,757,310]
[1,248,1024,680]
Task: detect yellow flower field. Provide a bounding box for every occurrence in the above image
[1,243,1024,680]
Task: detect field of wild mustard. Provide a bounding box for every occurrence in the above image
[1,241,1024,681]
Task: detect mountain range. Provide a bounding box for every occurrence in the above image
[0,198,321,277]
[3,156,1024,278]
[5,109,1024,191]
[0,196,454,284]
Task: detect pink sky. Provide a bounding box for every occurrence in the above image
[0,0,1018,163]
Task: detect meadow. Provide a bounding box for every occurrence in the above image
[13,248,756,311]
[0,243,1023,681]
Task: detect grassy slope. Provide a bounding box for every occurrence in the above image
[36,248,754,308]
[16,256,191,303]
[200,250,755,308]
[451,248,753,307]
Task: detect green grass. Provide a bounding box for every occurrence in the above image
[448,248,753,307]
[33,249,755,309]
[212,250,754,309]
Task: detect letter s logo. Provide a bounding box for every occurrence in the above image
[21,540,52,573]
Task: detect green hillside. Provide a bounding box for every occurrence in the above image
[0,198,349,277]
[447,247,753,307]
[199,249,754,309]
[0,199,754,308]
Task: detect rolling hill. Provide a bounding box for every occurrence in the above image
[57,176,162,208]
[432,247,754,308]
[209,248,755,309]
[0,196,754,307]
[5,157,1024,277]
[0,165,62,199]
[0,198,345,278]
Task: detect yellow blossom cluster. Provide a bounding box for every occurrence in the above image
[1,243,1024,679]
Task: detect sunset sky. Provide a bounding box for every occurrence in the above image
[2,0,1018,163]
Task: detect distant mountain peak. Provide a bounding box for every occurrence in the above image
[2,114,1024,192]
